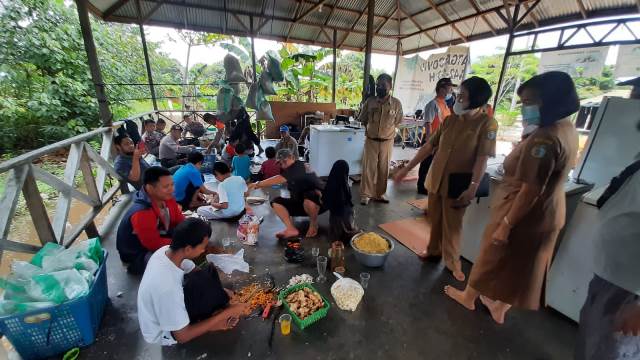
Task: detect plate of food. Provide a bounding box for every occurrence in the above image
[246,196,267,205]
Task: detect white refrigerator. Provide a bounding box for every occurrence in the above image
[309,125,365,176]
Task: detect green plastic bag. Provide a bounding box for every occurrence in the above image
[224,54,246,82]
[247,83,258,109]
[217,87,234,113]
[0,300,55,316]
[42,238,103,274]
[30,242,64,267]
[28,269,90,304]
[260,72,277,96]
[256,101,274,121]
[267,53,284,82]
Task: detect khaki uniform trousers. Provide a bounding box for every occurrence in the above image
[360,138,393,199]
[427,193,466,272]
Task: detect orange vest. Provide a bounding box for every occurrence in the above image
[430,97,451,134]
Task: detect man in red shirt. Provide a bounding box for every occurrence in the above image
[117,166,186,275]
[417,78,455,195]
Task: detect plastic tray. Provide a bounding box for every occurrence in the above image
[278,283,330,330]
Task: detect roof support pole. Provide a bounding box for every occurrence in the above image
[363,0,375,101]
[492,3,520,109]
[136,0,158,111]
[250,16,258,83]
[393,39,401,87]
[75,0,113,126]
[332,28,337,104]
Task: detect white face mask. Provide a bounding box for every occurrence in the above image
[453,101,471,115]
[522,124,539,136]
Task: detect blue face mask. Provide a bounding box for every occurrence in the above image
[521,105,541,126]
[445,93,453,101]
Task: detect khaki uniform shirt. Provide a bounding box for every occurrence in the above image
[357,96,403,140]
[275,136,299,159]
[491,118,578,232]
[426,112,498,196]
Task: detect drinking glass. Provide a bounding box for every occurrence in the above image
[279,314,291,336]
[311,247,320,257]
[317,256,328,283]
[360,272,371,290]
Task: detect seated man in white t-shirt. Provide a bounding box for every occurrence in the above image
[197,162,248,220]
[137,218,247,345]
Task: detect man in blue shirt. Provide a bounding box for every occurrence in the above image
[173,152,215,210]
[114,134,150,190]
[197,162,248,220]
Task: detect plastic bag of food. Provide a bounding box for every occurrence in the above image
[42,238,103,274]
[224,54,246,82]
[330,277,364,311]
[259,72,277,95]
[256,101,274,121]
[25,269,90,304]
[237,214,260,245]
[30,242,64,267]
[0,300,55,316]
[247,82,258,109]
[217,87,234,113]
[267,53,284,82]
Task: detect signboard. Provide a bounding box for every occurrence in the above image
[614,44,640,78]
[538,47,608,78]
[394,46,470,113]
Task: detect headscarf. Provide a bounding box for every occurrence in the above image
[322,160,352,214]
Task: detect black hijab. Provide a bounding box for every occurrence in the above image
[323,160,352,214]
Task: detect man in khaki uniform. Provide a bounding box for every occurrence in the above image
[275,125,299,159]
[358,73,404,205]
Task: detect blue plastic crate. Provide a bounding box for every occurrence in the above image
[0,251,109,360]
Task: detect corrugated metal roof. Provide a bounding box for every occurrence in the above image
[91,0,640,56]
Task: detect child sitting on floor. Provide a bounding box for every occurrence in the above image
[220,139,236,167]
[323,160,359,242]
[231,143,251,181]
[259,146,281,180]
[197,162,248,220]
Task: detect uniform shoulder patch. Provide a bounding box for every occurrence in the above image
[530,144,547,158]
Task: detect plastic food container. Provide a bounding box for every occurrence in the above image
[278,284,330,330]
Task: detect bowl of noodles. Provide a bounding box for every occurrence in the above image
[350,232,395,267]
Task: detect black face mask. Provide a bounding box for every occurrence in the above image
[376,86,388,98]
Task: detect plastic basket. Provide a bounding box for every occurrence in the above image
[0,251,109,360]
[278,283,330,330]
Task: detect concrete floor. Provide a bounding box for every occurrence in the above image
[80,145,577,360]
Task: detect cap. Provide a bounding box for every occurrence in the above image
[436,78,457,89]
[170,124,183,131]
[279,125,290,132]
[617,76,640,87]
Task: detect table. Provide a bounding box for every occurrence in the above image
[397,118,425,149]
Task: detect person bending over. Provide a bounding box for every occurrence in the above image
[197,162,248,220]
[173,152,216,211]
[116,166,185,274]
[249,149,324,238]
[137,217,247,345]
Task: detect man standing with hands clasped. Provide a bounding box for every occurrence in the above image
[358,73,404,205]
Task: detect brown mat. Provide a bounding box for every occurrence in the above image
[407,198,429,211]
[379,216,431,257]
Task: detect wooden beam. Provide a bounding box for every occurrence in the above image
[32,165,100,207]
[314,0,338,45]
[468,0,497,35]
[0,165,29,260]
[425,0,468,42]
[95,130,114,199]
[103,0,130,19]
[142,0,164,23]
[52,142,83,242]
[495,9,510,26]
[576,0,588,19]
[375,6,397,35]
[84,141,123,182]
[295,0,330,23]
[0,240,42,255]
[398,6,440,47]
[287,1,303,42]
[232,13,250,34]
[321,28,332,42]
[79,148,101,204]
[22,166,56,245]
[520,1,540,28]
[339,4,367,48]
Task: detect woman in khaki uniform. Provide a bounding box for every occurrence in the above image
[395,77,497,281]
[445,71,580,324]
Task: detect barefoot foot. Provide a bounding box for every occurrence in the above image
[480,296,507,325]
[453,269,466,282]
[276,228,300,239]
[444,285,476,311]
[305,226,318,238]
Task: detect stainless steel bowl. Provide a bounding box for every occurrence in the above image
[350,232,394,267]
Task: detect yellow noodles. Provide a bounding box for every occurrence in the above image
[353,232,390,254]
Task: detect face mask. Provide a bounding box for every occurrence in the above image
[453,101,471,115]
[521,105,541,126]
[445,93,453,101]
[376,87,388,98]
[522,124,538,137]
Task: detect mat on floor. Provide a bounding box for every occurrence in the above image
[379,216,431,257]
[407,198,429,211]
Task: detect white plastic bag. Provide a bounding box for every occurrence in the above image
[330,277,364,311]
[206,249,249,275]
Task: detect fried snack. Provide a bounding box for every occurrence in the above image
[284,288,324,320]
[235,283,276,315]
[353,232,390,254]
